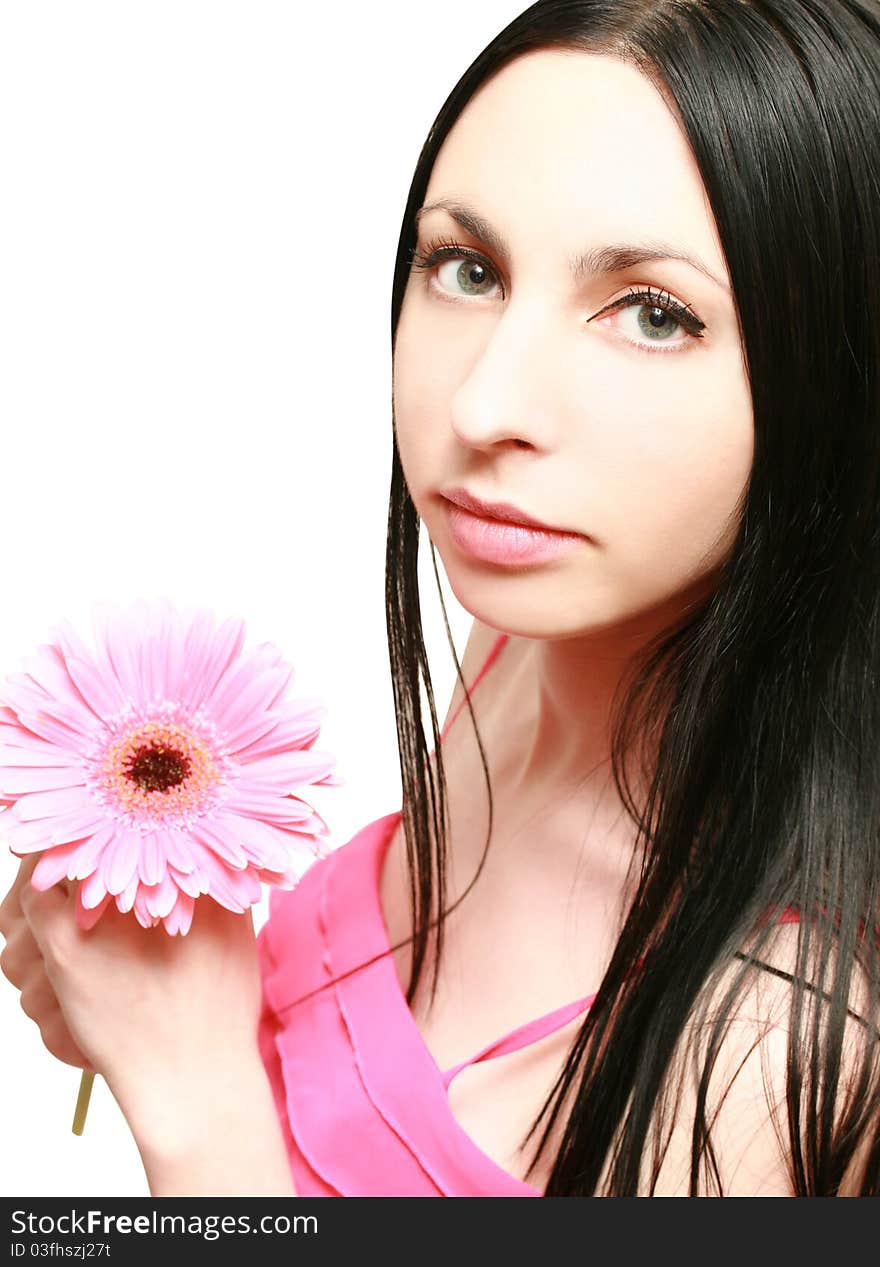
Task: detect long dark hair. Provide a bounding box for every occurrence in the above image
[381,0,880,1195]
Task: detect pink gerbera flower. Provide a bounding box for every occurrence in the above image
[0,598,343,935]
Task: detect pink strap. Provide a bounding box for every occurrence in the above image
[441,992,597,1090]
[439,632,509,743]
[434,631,598,1090]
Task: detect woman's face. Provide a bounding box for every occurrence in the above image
[393,50,754,644]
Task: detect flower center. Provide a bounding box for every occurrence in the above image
[88,705,234,829]
[125,743,192,793]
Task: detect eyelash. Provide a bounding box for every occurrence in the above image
[409,235,707,353]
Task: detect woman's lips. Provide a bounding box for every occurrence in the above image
[442,499,585,567]
[441,486,571,532]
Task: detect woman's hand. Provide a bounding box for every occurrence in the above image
[0,852,297,1195]
[0,851,265,1122]
[0,853,93,1071]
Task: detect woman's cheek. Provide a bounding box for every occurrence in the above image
[393,370,449,511]
[595,426,752,600]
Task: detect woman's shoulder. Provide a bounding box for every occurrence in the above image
[650,921,879,1195]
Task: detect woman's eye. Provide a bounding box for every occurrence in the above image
[592,289,706,354]
[410,242,503,299]
[434,254,502,299]
[603,299,689,349]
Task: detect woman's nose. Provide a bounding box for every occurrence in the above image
[448,302,564,452]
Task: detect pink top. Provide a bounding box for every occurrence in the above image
[256,630,595,1196]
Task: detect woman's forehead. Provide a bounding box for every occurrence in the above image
[421,49,729,293]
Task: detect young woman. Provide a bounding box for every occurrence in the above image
[2,0,880,1196]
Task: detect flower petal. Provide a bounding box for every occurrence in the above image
[143,872,179,919]
[0,743,84,768]
[180,614,246,713]
[219,788,314,822]
[141,598,182,705]
[81,867,109,910]
[24,643,105,725]
[31,842,83,890]
[204,657,288,733]
[15,709,91,751]
[49,807,111,846]
[214,813,291,872]
[238,749,340,791]
[264,829,329,869]
[139,607,161,707]
[51,616,113,684]
[101,829,141,896]
[189,819,248,869]
[76,890,112,931]
[63,654,127,718]
[0,766,86,796]
[231,707,326,760]
[163,892,194,936]
[12,786,93,822]
[94,604,144,707]
[132,890,158,929]
[203,866,253,913]
[163,827,195,874]
[222,710,285,757]
[4,671,96,738]
[176,608,217,709]
[4,826,51,854]
[246,641,284,675]
[315,768,345,787]
[67,822,117,879]
[211,667,292,745]
[1,676,49,717]
[0,717,81,751]
[117,871,140,913]
[268,826,329,866]
[1,807,95,852]
[137,830,165,886]
[162,603,187,703]
[168,865,202,898]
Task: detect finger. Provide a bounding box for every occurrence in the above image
[19,873,70,917]
[9,850,40,889]
[0,885,14,940]
[19,963,58,1023]
[19,877,74,961]
[19,971,92,1069]
[41,1012,94,1070]
[0,852,62,938]
[0,920,40,987]
[0,855,36,937]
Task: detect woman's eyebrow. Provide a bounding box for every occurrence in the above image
[415,198,730,294]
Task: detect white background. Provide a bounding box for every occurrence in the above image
[0,0,521,1196]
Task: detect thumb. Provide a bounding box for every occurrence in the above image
[19,868,74,958]
[25,848,114,933]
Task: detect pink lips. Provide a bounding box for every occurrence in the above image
[441,496,585,567]
[442,486,567,532]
